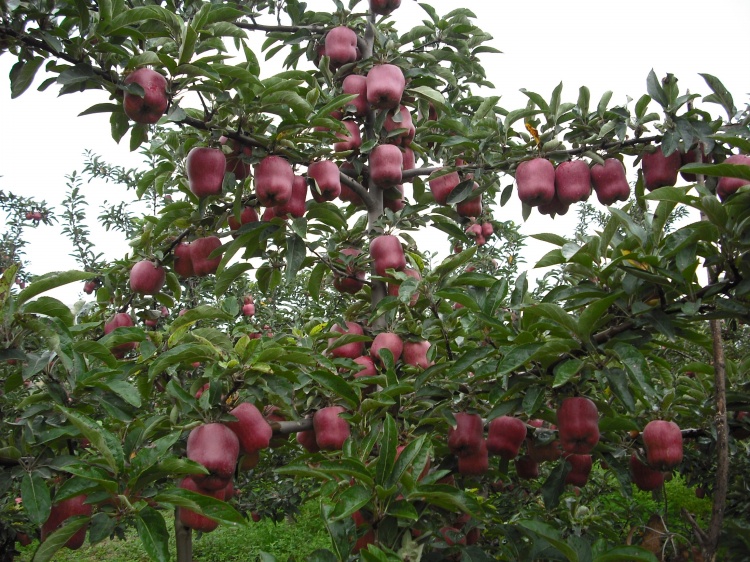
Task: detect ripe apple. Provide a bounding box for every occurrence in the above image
[41,494,92,549]
[263,405,290,448]
[383,105,415,146]
[352,355,377,378]
[527,420,561,462]
[429,170,460,205]
[458,438,489,476]
[387,266,421,304]
[308,160,342,201]
[187,423,239,491]
[187,147,226,198]
[538,194,570,217]
[516,158,555,206]
[324,26,359,67]
[177,477,222,533]
[716,154,750,200]
[448,412,484,458]
[190,236,222,276]
[369,0,401,15]
[313,406,350,450]
[227,206,259,231]
[629,454,665,491]
[255,155,294,207]
[371,331,403,363]
[564,454,593,486]
[515,455,539,479]
[328,321,365,359]
[591,158,630,205]
[642,420,683,471]
[641,146,681,191]
[555,160,591,204]
[226,402,273,454]
[383,183,405,212]
[104,312,138,357]
[369,144,403,188]
[342,74,368,117]
[679,147,711,182]
[333,248,365,294]
[123,68,169,124]
[366,64,405,110]
[402,147,416,181]
[242,302,255,317]
[370,234,406,276]
[481,222,494,238]
[219,136,252,180]
[557,397,600,454]
[487,416,527,460]
[456,184,482,218]
[333,120,362,152]
[402,340,432,368]
[173,241,194,277]
[297,428,320,453]
[83,280,97,294]
[129,260,166,295]
[440,526,467,547]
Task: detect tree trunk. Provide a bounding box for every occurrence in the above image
[175,510,193,562]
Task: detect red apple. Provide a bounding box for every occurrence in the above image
[369,144,403,188]
[366,64,405,110]
[515,455,539,479]
[333,248,365,294]
[440,526,467,547]
[387,266,421,304]
[352,355,377,378]
[448,412,484,458]
[456,184,482,218]
[104,312,138,357]
[342,74,368,117]
[123,68,169,124]
[226,402,273,454]
[527,420,561,463]
[370,234,406,276]
[642,420,683,471]
[402,147,416,181]
[255,155,294,207]
[219,136,252,180]
[324,26,359,67]
[177,477,223,533]
[679,147,711,182]
[334,120,362,152]
[716,154,750,200]
[557,397,600,454]
[383,105,415,146]
[564,454,593,486]
[629,454,665,491]
[369,0,401,15]
[227,206,259,231]
[314,406,350,450]
[371,331,403,363]
[458,438,489,475]
[187,147,226,198]
[555,160,591,204]
[591,158,630,205]
[402,340,432,368]
[242,302,255,316]
[328,321,365,359]
[308,160,342,201]
[173,241,194,277]
[481,222,494,238]
[83,280,97,294]
[516,158,555,206]
[429,170,460,205]
[297,427,320,453]
[538,194,570,217]
[190,236,222,276]
[487,416,527,460]
[129,260,166,295]
[641,146,681,191]
[41,494,92,549]
[187,423,240,491]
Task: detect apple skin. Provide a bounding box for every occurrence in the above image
[226,402,273,454]
[273,175,307,218]
[369,144,403,188]
[590,158,631,205]
[564,454,593,486]
[187,147,226,198]
[371,331,403,364]
[555,160,591,204]
[123,68,168,124]
[383,184,405,212]
[313,406,350,450]
[366,64,405,110]
[177,477,223,533]
[487,416,527,460]
[556,397,600,454]
[447,412,484,458]
[429,170,460,205]
[515,455,539,479]
[383,105,415,146]
[342,74,368,117]
[129,260,166,295]
[456,185,482,218]
[254,155,294,207]
[187,423,240,491]
[190,236,222,277]
[402,147,416,179]
[228,206,260,231]
[516,158,555,206]
[370,234,406,276]
[716,154,750,200]
[402,340,432,368]
[104,312,138,357]
[41,494,92,549]
[458,438,489,476]
[679,147,711,182]
[308,160,342,201]
[242,303,255,316]
[296,428,320,453]
[324,26,359,66]
[173,241,196,277]
[630,454,665,491]
[352,355,377,378]
[369,0,401,15]
[481,222,494,238]
[538,194,570,217]
[219,136,252,180]
[642,420,683,471]
[334,120,362,152]
[641,147,681,191]
[328,321,365,359]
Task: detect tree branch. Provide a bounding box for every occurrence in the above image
[235,22,325,34]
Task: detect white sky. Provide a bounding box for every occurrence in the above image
[1,0,749,304]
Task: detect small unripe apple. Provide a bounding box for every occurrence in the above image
[369,144,403,188]
[516,158,555,206]
[342,74,368,117]
[641,146,681,191]
[642,420,683,471]
[333,120,362,152]
[716,153,750,201]
[383,105,415,146]
[190,236,222,276]
[255,155,294,207]
[371,331,403,363]
[370,234,406,276]
[313,406,350,450]
[123,68,169,124]
[555,160,591,204]
[429,170,460,205]
[187,423,239,491]
[173,241,194,277]
[591,158,630,205]
[308,160,342,201]
[187,147,226,198]
[129,260,166,295]
[324,26,359,67]
[328,321,365,359]
[366,64,405,110]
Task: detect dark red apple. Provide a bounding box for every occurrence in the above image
[190,236,222,276]
[219,136,252,180]
[226,402,273,454]
[274,174,308,218]
[83,280,97,294]
[555,160,591,204]
[254,155,294,207]
[314,406,350,450]
[527,420,561,463]
[629,454,665,491]
[642,420,683,471]
[564,454,593,486]
[177,477,222,533]
[324,26,359,67]
[123,68,168,124]
[342,74,368,117]
[591,158,630,205]
[369,144,403,188]
[516,157,555,206]
[641,146,681,191]
[487,416,526,460]
[41,494,92,549]
[448,412,484,458]
[227,206,259,231]
[402,340,432,368]
[187,147,226,198]
[371,331,403,363]
[716,154,750,200]
[370,234,406,276]
[515,455,539,479]
[557,397,600,454]
[679,147,711,182]
[333,120,362,152]
[456,184,482,218]
[308,160,341,201]
[402,147,416,180]
[383,184,405,212]
[440,526,467,547]
[104,312,137,357]
[383,105,415,146]
[429,170,460,205]
[129,260,166,295]
[173,241,194,277]
[538,194,570,217]
[328,321,365,359]
[458,438,489,476]
[297,427,320,453]
[369,0,401,15]
[333,248,365,294]
[366,64,405,110]
[187,423,239,491]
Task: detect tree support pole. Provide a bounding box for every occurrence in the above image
[175,510,193,562]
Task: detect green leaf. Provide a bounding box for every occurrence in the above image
[497,343,544,375]
[148,344,218,380]
[10,57,45,98]
[411,85,448,111]
[594,546,658,562]
[612,343,654,399]
[22,296,74,326]
[17,271,91,306]
[386,435,426,489]
[135,507,170,562]
[307,370,359,408]
[680,162,750,181]
[577,292,622,341]
[603,368,636,412]
[699,73,735,119]
[108,6,183,37]
[329,485,371,520]
[285,234,306,285]
[540,462,568,510]
[154,489,245,525]
[215,262,254,298]
[520,89,549,113]
[519,520,578,562]
[646,69,668,109]
[374,415,397,487]
[524,303,578,337]
[32,516,89,562]
[58,406,125,475]
[22,472,51,526]
[553,359,584,388]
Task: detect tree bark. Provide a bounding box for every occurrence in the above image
[175,511,193,562]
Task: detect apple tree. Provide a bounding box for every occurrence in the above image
[1,0,750,561]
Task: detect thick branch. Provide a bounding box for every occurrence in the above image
[339,172,373,207]
[270,419,313,435]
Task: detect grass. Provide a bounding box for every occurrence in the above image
[15,502,330,562]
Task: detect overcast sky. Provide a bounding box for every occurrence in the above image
[1,0,749,304]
